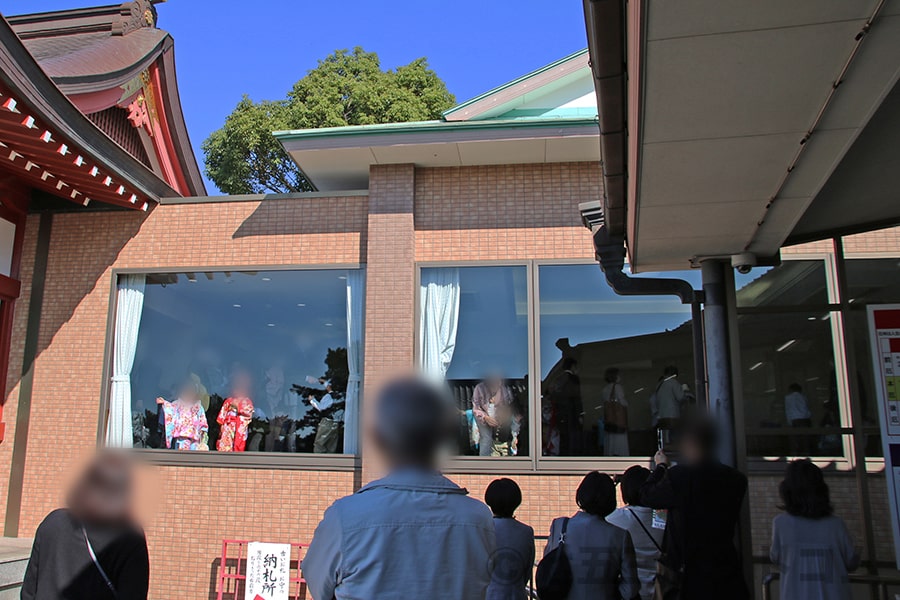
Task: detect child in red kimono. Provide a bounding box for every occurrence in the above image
[216,371,254,452]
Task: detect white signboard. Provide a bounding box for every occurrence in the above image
[245,542,290,600]
[868,305,900,569]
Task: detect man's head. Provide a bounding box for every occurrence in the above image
[372,376,454,469]
[663,365,679,378]
[484,478,522,518]
[679,417,719,464]
[562,357,578,372]
[788,383,802,394]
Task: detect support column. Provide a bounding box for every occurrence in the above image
[360,164,416,484]
[701,260,736,466]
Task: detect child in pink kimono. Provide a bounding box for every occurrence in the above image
[217,371,254,452]
[157,380,209,451]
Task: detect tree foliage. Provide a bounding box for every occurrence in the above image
[203,48,455,194]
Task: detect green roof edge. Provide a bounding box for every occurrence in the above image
[440,48,589,119]
[274,116,599,142]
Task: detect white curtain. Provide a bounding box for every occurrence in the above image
[419,268,461,380]
[106,274,145,447]
[343,269,365,454]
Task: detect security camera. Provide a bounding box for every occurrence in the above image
[731,252,757,275]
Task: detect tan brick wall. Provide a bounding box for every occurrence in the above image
[415,163,600,262]
[6,196,366,600]
[783,225,900,256]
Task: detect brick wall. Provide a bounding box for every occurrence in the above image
[5,162,900,599]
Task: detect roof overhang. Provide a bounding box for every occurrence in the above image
[0,13,180,208]
[276,118,600,191]
[585,0,900,272]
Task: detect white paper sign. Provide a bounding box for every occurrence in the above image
[868,305,900,569]
[245,542,290,600]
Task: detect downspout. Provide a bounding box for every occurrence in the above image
[584,0,707,406]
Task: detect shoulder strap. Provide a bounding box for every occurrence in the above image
[82,526,117,598]
[627,508,663,553]
[556,516,570,547]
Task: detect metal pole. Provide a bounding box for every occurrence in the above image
[701,260,736,466]
[691,300,707,409]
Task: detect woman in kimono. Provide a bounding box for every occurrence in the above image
[157,379,209,451]
[217,371,254,452]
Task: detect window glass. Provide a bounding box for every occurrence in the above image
[420,266,530,457]
[847,310,887,457]
[738,312,843,457]
[845,257,900,306]
[537,264,699,457]
[735,259,829,307]
[118,269,363,454]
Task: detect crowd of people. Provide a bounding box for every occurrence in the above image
[21,377,861,600]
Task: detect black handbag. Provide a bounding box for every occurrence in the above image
[535,517,572,600]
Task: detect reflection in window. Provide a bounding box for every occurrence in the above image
[738,312,842,457]
[538,264,699,457]
[109,269,364,455]
[735,259,829,307]
[419,266,529,457]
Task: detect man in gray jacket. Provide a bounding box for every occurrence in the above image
[302,377,496,599]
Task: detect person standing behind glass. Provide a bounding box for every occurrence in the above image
[607,466,663,600]
[544,471,640,600]
[473,375,514,457]
[485,478,534,600]
[601,368,630,456]
[770,459,859,600]
[553,357,584,456]
[310,381,341,454]
[655,366,684,447]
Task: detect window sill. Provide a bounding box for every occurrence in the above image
[130,449,360,471]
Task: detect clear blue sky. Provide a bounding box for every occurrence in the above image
[4,0,588,194]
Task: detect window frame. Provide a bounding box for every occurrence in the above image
[98,263,364,471]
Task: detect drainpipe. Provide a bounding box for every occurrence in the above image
[593,225,707,408]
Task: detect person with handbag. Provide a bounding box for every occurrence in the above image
[601,368,629,456]
[607,466,664,600]
[639,418,749,600]
[22,451,149,600]
[485,478,535,600]
[539,471,640,600]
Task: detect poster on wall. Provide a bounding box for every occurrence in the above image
[868,304,900,569]
[244,542,290,600]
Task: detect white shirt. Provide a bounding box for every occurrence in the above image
[785,391,812,422]
[311,392,335,412]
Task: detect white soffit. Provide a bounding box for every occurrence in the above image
[630,0,900,271]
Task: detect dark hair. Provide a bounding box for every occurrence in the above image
[663,365,679,377]
[604,367,620,384]
[681,417,719,458]
[788,383,802,393]
[562,357,578,371]
[373,377,454,463]
[779,459,833,519]
[576,471,617,517]
[485,478,522,518]
[619,465,651,506]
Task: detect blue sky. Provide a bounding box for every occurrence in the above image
[4,0,588,194]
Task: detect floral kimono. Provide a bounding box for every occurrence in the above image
[160,399,209,451]
[216,396,254,452]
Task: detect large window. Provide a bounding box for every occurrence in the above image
[107,269,364,455]
[419,266,530,457]
[538,264,699,458]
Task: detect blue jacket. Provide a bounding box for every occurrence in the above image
[302,469,496,599]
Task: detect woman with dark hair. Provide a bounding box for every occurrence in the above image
[484,478,534,600]
[22,451,149,599]
[543,471,639,600]
[770,460,859,600]
[607,466,663,600]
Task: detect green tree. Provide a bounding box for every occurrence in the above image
[203,48,455,194]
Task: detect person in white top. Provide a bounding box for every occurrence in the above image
[601,368,629,456]
[309,380,341,454]
[607,466,664,600]
[784,382,813,456]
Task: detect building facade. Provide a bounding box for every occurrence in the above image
[2,5,900,600]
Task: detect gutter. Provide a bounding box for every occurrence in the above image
[583,0,706,405]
